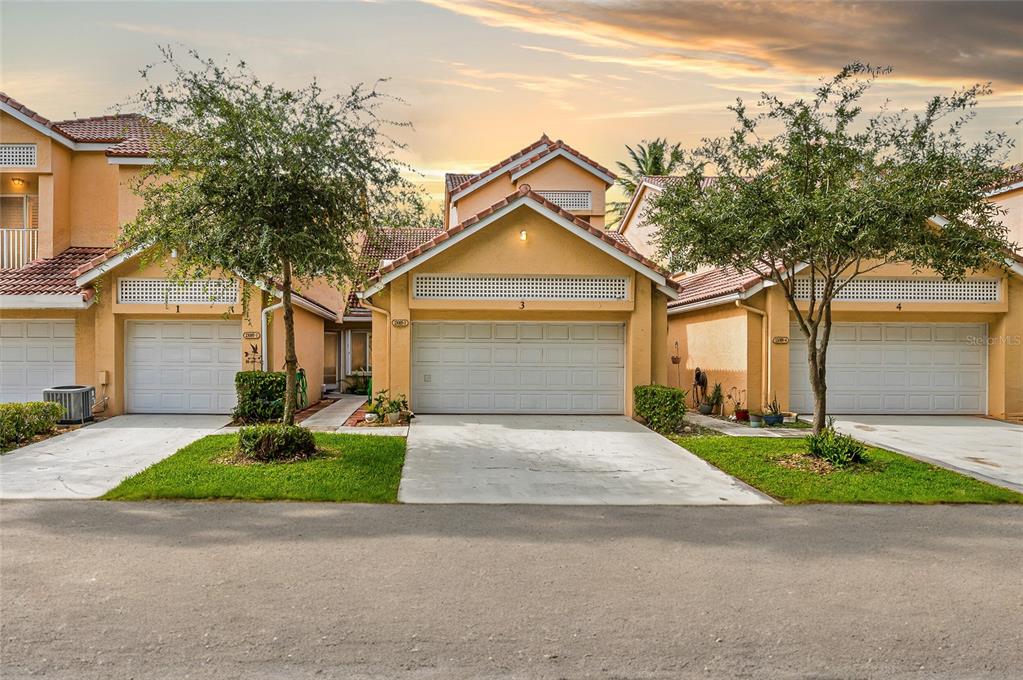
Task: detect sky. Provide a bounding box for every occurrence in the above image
[2,0,1021,207]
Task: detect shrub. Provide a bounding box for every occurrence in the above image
[238,424,316,462]
[806,423,866,467]
[0,401,65,450]
[233,371,288,423]
[633,385,688,434]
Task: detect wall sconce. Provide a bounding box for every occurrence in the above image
[10,178,26,187]
[519,230,528,241]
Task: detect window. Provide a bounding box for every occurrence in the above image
[0,144,37,167]
[536,190,592,211]
[347,330,372,375]
[0,195,38,229]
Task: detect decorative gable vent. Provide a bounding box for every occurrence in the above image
[413,274,628,300]
[0,144,37,167]
[793,277,999,302]
[536,191,592,211]
[118,278,238,304]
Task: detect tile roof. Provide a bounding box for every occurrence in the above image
[346,227,443,315]
[642,175,718,190]
[450,135,552,194]
[1,92,155,157]
[669,265,768,308]
[0,247,109,296]
[366,186,680,292]
[0,92,56,128]
[508,139,616,183]
[69,246,123,279]
[445,173,475,192]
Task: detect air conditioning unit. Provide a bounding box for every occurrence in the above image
[43,385,96,425]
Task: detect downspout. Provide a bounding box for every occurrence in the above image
[357,296,390,395]
[261,302,283,371]
[736,299,770,410]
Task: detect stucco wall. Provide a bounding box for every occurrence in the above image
[452,155,609,229]
[366,205,666,415]
[666,303,749,413]
[993,187,1022,252]
[69,152,120,247]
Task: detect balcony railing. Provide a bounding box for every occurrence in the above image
[1,228,39,269]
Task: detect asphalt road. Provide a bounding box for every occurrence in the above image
[2,501,1021,679]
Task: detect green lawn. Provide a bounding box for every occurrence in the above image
[104,432,405,502]
[672,434,1023,505]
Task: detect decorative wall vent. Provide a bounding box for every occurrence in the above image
[793,277,999,302]
[0,144,37,167]
[413,275,628,300]
[536,191,592,211]
[118,278,238,304]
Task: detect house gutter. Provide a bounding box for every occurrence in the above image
[735,300,770,411]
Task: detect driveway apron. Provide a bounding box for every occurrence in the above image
[400,415,773,505]
[0,415,230,499]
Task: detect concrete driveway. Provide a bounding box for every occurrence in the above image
[0,415,230,499]
[400,415,772,505]
[832,415,1023,492]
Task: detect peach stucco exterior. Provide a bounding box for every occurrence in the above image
[2,110,329,413]
[667,261,1023,421]
[448,154,610,230]
[365,204,669,416]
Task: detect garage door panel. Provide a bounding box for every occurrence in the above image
[413,322,625,414]
[126,320,239,414]
[0,320,76,403]
[789,322,986,415]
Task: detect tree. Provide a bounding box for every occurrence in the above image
[121,48,424,425]
[607,138,684,228]
[648,64,1016,433]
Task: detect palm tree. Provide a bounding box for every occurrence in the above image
[607,138,684,229]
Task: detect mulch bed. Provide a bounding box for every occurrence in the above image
[778,452,836,475]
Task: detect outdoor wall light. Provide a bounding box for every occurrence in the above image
[520,229,528,241]
[10,178,26,187]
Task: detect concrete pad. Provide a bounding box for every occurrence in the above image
[832,415,1023,492]
[400,415,773,505]
[686,413,807,438]
[301,395,367,432]
[0,415,230,499]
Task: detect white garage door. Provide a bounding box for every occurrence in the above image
[126,320,240,414]
[412,322,625,414]
[0,319,75,403]
[789,322,987,415]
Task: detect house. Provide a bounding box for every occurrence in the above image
[356,136,679,416]
[617,173,1023,421]
[0,93,342,414]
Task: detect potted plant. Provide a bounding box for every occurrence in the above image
[728,387,748,422]
[764,396,784,426]
[699,382,724,413]
[709,382,723,415]
[749,412,764,428]
[384,394,408,425]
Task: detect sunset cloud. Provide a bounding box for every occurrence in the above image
[425,0,1023,91]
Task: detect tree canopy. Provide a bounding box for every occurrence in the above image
[648,63,1016,431]
[121,48,426,422]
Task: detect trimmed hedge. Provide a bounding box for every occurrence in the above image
[633,384,688,434]
[238,424,317,462]
[233,371,288,423]
[1,401,65,450]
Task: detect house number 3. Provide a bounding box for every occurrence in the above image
[519,301,525,309]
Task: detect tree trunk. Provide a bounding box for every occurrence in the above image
[281,259,299,426]
[807,308,833,435]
